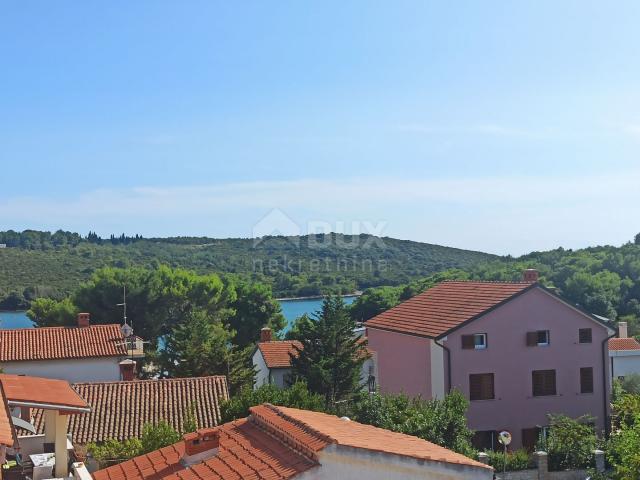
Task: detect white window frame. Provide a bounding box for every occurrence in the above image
[537,330,550,346]
[473,333,487,350]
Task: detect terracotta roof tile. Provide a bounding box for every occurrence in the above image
[92,404,490,480]
[609,337,640,351]
[92,417,317,480]
[258,341,302,369]
[272,405,491,470]
[0,384,15,447]
[0,324,128,362]
[25,376,229,444]
[366,280,534,337]
[0,374,89,411]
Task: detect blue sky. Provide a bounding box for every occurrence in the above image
[1,1,640,255]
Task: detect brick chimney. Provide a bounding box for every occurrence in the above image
[619,322,628,339]
[182,428,220,465]
[119,359,136,381]
[260,327,272,343]
[522,269,539,283]
[77,313,91,328]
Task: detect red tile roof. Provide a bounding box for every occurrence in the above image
[366,280,534,338]
[258,340,302,368]
[609,337,640,351]
[23,376,229,444]
[0,324,129,362]
[92,404,490,480]
[92,416,318,480]
[0,374,89,411]
[0,384,16,448]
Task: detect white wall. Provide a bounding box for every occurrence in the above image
[1,357,121,383]
[611,351,640,379]
[253,349,270,388]
[296,444,492,480]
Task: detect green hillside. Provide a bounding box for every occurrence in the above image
[0,230,497,307]
[350,237,640,333]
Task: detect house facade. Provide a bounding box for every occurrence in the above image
[92,404,493,480]
[367,270,614,450]
[609,321,640,380]
[0,313,144,383]
[253,328,377,391]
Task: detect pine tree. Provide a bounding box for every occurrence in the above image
[289,296,368,408]
[159,309,255,394]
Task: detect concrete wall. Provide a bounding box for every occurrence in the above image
[1,357,121,383]
[611,350,640,378]
[367,328,432,398]
[444,287,610,448]
[253,349,270,388]
[296,444,493,480]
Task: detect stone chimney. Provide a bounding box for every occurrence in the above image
[619,322,628,339]
[522,269,539,283]
[260,327,272,343]
[182,428,220,465]
[77,313,90,328]
[119,359,136,381]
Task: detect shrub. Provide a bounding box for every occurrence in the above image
[539,414,596,471]
[346,389,475,456]
[87,438,143,468]
[220,381,325,422]
[483,449,532,471]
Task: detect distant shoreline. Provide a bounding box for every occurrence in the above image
[276,292,362,302]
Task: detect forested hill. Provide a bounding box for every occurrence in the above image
[350,235,640,334]
[0,230,496,307]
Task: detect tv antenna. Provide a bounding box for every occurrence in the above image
[117,286,133,339]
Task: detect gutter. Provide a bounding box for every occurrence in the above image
[434,338,451,393]
[7,400,91,414]
[602,330,617,438]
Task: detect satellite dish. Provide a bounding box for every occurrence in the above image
[498,431,512,446]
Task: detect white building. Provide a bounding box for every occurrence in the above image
[0,313,144,383]
[609,321,640,381]
[252,327,377,390]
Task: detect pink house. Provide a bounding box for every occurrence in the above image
[366,270,615,450]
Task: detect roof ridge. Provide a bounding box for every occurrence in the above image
[72,375,228,386]
[249,404,331,461]
[441,279,533,284]
[0,323,121,333]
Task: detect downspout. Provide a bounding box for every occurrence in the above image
[434,338,451,393]
[602,329,617,438]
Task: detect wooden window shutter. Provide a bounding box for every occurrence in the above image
[469,373,494,400]
[580,367,594,393]
[522,427,540,452]
[526,331,538,346]
[579,328,592,344]
[532,369,556,396]
[461,335,475,349]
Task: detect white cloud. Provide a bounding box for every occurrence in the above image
[396,123,546,138]
[0,170,638,255]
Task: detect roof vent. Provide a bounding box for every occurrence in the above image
[181,428,220,466]
[77,313,90,328]
[260,327,272,343]
[522,269,539,283]
[340,416,351,422]
[619,322,628,339]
